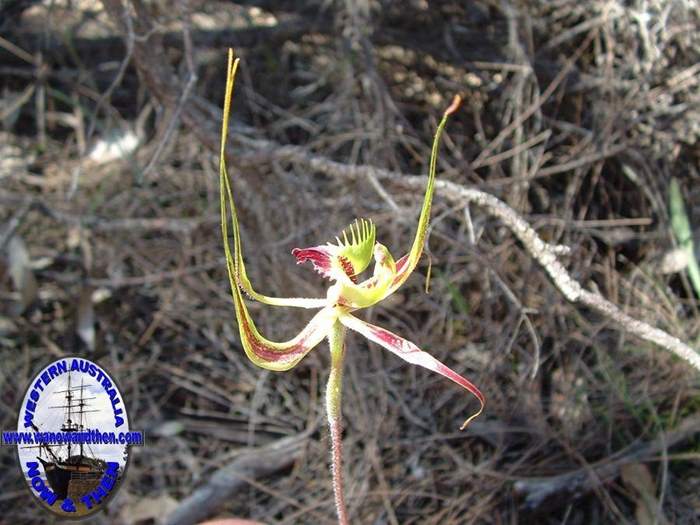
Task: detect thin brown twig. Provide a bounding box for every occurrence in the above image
[85,1,135,144]
[0,35,37,66]
[141,0,198,180]
[0,199,32,252]
[0,192,216,233]
[471,31,596,169]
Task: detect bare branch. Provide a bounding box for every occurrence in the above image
[234,136,700,373]
[164,432,311,525]
[513,414,700,511]
[0,192,215,233]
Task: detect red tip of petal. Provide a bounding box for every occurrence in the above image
[292,246,359,282]
[292,247,333,279]
[445,94,462,116]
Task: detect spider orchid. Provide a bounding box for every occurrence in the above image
[219,50,484,524]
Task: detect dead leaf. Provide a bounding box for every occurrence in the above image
[5,235,38,315]
[120,492,179,524]
[658,246,688,274]
[621,463,669,525]
[76,285,96,351]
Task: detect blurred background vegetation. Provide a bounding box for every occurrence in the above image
[1,0,700,523]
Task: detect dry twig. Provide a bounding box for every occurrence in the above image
[513,414,700,511]
[164,432,311,525]
[234,137,700,373]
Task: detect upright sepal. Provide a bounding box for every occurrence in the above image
[387,95,461,295]
[220,50,325,309]
[317,96,462,310]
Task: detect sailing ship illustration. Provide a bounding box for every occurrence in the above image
[26,371,108,500]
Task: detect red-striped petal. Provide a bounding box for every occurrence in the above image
[339,313,484,429]
[292,246,334,279]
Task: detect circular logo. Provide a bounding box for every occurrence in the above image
[10,357,142,518]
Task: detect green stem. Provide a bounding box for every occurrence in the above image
[326,320,349,525]
[670,178,700,298]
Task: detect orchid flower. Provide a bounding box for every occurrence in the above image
[219,50,484,524]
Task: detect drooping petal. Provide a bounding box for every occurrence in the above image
[339,312,484,429]
[234,297,336,371]
[219,49,326,309]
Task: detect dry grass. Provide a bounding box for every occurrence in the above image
[1,0,700,523]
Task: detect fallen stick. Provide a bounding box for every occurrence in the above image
[512,414,700,511]
[233,135,700,373]
[164,432,309,525]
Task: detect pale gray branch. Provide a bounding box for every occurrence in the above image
[235,136,700,373]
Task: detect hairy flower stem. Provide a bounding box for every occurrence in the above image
[326,319,349,525]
